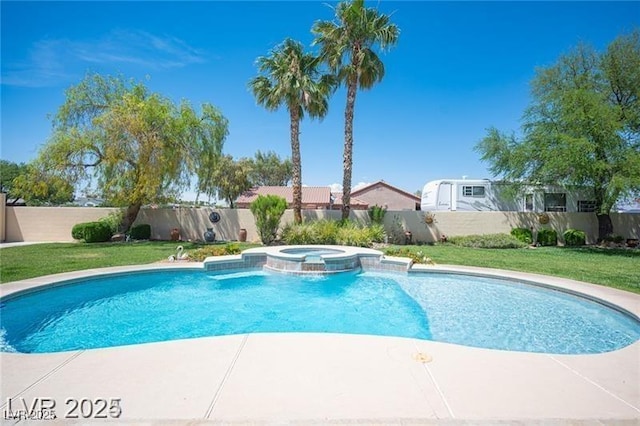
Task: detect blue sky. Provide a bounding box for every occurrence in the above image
[2,1,639,199]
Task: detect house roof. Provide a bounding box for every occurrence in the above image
[330,192,369,207]
[350,180,420,201]
[236,186,332,205]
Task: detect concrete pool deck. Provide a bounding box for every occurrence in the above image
[1,264,639,423]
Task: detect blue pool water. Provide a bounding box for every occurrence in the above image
[1,270,638,354]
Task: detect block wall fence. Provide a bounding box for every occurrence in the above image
[1,204,638,244]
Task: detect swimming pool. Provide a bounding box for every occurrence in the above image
[1,269,638,354]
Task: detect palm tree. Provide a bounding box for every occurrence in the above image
[250,39,335,224]
[313,0,399,220]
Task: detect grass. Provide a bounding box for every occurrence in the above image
[0,241,638,294]
[382,244,640,294]
[0,241,259,283]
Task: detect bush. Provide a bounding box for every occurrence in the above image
[537,229,558,246]
[129,224,151,240]
[83,222,112,243]
[250,195,287,245]
[190,243,242,262]
[510,227,533,245]
[563,229,586,246]
[99,210,124,234]
[71,222,91,240]
[280,219,385,247]
[603,234,625,244]
[384,247,433,264]
[368,205,386,225]
[447,233,527,249]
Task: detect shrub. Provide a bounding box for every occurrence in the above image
[603,234,625,244]
[83,222,112,243]
[510,227,533,244]
[447,233,527,249]
[563,229,586,246]
[71,222,91,240]
[250,195,287,245]
[129,224,151,240]
[280,219,385,247]
[99,210,124,234]
[190,243,242,262]
[368,205,386,225]
[537,229,558,246]
[384,247,433,264]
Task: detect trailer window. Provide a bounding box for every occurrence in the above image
[578,200,597,212]
[544,193,566,212]
[462,186,485,197]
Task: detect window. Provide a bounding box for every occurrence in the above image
[544,193,566,212]
[462,185,485,197]
[578,200,597,212]
[524,194,534,212]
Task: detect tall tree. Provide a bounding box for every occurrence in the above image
[34,73,228,231]
[211,155,251,208]
[249,38,335,224]
[0,160,27,203]
[245,150,293,186]
[475,31,640,240]
[11,163,74,205]
[313,0,399,220]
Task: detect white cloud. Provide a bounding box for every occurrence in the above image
[2,30,208,87]
[329,182,371,193]
[329,183,342,192]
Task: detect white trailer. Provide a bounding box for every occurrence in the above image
[420,179,596,213]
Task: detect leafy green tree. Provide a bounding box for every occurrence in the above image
[250,38,335,224]
[313,0,399,220]
[250,194,287,245]
[476,31,640,240]
[11,163,74,205]
[33,73,227,231]
[211,155,252,208]
[0,160,27,203]
[245,150,293,186]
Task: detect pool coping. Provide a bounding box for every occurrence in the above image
[1,249,639,422]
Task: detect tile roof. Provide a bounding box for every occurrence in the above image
[351,180,420,201]
[236,186,332,205]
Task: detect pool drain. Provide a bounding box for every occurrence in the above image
[413,352,433,363]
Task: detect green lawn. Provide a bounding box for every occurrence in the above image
[0,241,259,284]
[384,244,640,294]
[0,242,638,294]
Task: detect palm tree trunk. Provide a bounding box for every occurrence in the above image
[342,76,358,221]
[290,109,302,224]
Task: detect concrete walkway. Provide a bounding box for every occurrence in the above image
[1,334,639,423]
[1,264,639,423]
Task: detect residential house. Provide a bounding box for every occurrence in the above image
[235,186,368,210]
[350,180,421,211]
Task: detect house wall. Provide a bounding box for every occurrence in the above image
[3,206,639,245]
[354,185,419,211]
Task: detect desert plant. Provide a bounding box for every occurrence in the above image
[510,227,533,244]
[563,229,586,246]
[250,195,287,245]
[537,229,558,246]
[129,224,151,240]
[447,233,527,249]
[83,222,112,243]
[368,205,386,224]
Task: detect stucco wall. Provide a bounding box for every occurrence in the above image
[354,186,419,211]
[2,206,638,244]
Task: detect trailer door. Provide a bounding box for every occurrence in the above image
[438,183,452,210]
